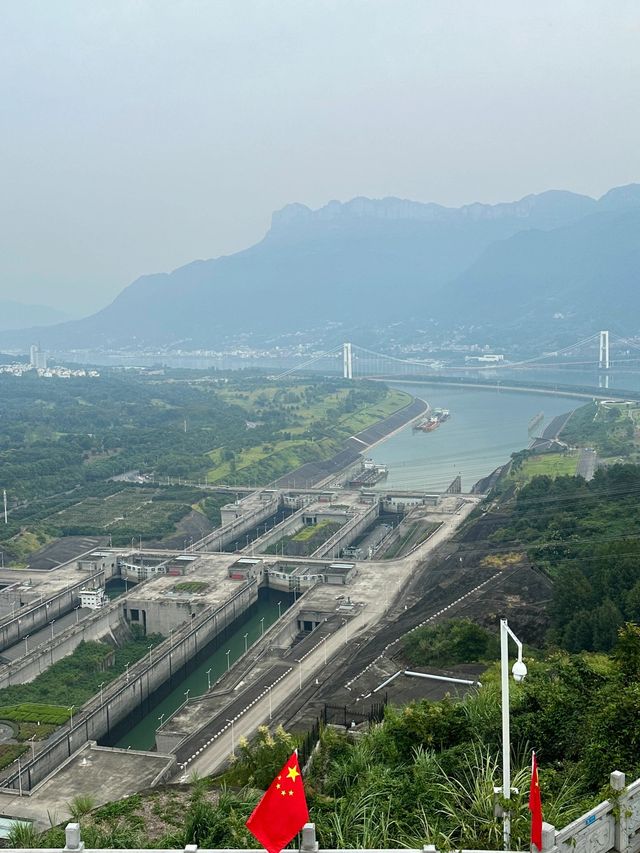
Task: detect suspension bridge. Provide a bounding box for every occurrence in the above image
[278,331,640,386]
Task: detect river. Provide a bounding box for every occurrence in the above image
[367,383,582,492]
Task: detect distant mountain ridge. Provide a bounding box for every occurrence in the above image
[3,182,639,349]
[0,299,71,332]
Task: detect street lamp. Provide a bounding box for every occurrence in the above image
[226,717,235,757]
[500,618,527,850]
[277,601,282,618]
[74,606,80,624]
[158,713,165,727]
[184,689,190,703]
[297,659,303,691]
[260,617,265,637]
[68,705,74,730]
[243,632,248,654]
[24,635,29,655]
[125,662,130,683]
[49,619,55,641]
[148,644,153,666]
[98,681,105,705]
[226,649,231,671]
[268,684,272,720]
[321,635,328,666]
[206,668,212,690]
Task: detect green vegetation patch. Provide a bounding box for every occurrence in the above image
[266,521,342,557]
[0,743,28,771]
[174,581,209,593]
[0,703,71,725]
[511,451,578,484]
[403,618,499,667]
[0,630,163,712]
[560,401,636,458]
[292,520,336,541]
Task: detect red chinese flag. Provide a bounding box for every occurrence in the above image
[246,751,310,853]
[529,751,543,850]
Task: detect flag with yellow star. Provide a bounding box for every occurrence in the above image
[529,750,543,850]
[246,750,309,853]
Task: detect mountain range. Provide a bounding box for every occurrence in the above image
[3,183,640,350]
[0,299,71,332]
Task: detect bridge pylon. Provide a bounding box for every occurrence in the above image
[343,342,353,379]
[599,330,610,370]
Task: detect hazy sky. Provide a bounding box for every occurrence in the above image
[1,1,639,315]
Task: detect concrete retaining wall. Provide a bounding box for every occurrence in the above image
[250,505,308,554]
[194,493,281,552]
[0,601,125,688]
[311,502,380,558]
[0,569,105,653]
[0,579,258,794]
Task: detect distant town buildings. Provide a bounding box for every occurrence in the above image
[0,358,100,379]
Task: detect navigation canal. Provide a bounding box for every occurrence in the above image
[114,589,290,751]
[368,383,582,492]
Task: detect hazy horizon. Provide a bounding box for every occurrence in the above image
[1,1,639,315]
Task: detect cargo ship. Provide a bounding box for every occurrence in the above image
[413,408,450,433]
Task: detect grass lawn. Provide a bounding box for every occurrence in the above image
[292,520,335,541]
[513,452,579,485]
[207,385,411,485]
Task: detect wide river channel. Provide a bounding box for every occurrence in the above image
[368,382,588,493]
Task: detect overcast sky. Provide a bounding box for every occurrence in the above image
[1,1,639,315]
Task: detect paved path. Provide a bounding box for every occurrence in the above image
[577,448,597,480]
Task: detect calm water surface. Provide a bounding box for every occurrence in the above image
[368,383,581,492]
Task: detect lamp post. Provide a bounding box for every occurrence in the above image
[206,668,212,690]
[68,705,74,730]
[322,635,328,666]
[125,662,130,683]
[98,681,105,705]
[24,634,29,655]
[226,717,235,757]
[226,649,231,671]
[49,619,55,641]
[260,617,265,637]
[277,601,282,618]
[268,684,272,720]
[184,689,190,703]
[148,644,153,666]
[158,713,165,728]
[297,659,302,691]
[500,618,527,850]
[243,632,248,654]
[74,606,80,624]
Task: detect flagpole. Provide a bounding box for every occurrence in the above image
[500,619,511,851]
[500,618,528,851]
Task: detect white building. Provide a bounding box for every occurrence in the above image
[79,587,107,610]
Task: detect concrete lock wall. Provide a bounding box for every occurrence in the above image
[252,505,309,554]
[195,493,281,552]
[0,601,124,688]
[0,579,259,794]
[312,502,380,558]
[0,570,105,653]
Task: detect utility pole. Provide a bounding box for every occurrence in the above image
[3,489,7,524]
